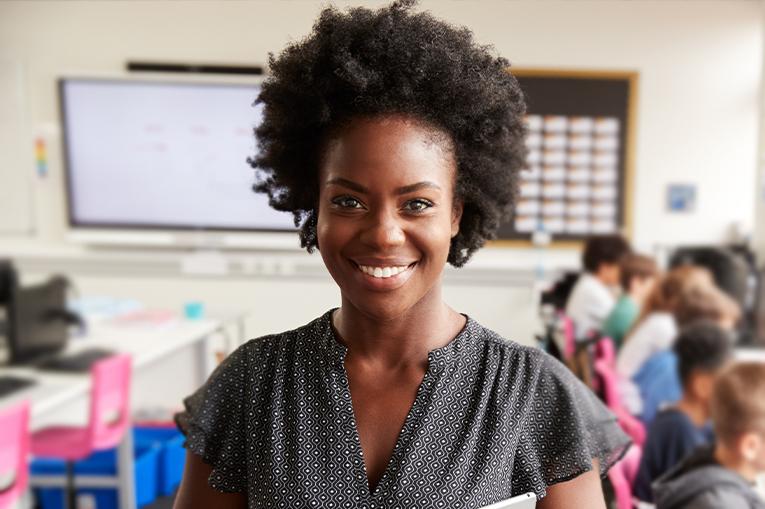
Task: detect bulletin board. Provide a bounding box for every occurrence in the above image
[494,69,638,246]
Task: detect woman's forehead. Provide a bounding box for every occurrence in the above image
[320,115,457,186]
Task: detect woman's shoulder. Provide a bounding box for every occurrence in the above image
[462,318,568,385]
[235,311,334,359]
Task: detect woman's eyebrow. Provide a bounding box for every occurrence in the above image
[324,179,441,195]
[325,177,367,193]
[395,181,441,195]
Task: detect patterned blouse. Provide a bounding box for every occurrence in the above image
[176,311,629,508]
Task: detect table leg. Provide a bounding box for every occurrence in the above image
[197,332,215,384]
[117,430,136,509]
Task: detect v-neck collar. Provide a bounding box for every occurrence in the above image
[317,309,473,500]
[319,309,473,375]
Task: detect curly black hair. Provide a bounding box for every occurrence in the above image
[249,0,526,267]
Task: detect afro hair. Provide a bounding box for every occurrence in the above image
[249,0,527,267]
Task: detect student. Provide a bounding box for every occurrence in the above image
[602,253,658,348]
[565,234,631,341]
[653,362,765,509]
[633,320,734,502]
[616,265,713,384]
[630,278,741,421]
[172,3,629,508]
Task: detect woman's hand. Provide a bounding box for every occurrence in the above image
[173,453,247,509]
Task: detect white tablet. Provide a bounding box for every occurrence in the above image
[480,492,537,509]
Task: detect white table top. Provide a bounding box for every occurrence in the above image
[0,318,221,426]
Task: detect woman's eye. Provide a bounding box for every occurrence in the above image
[404,199,434,213]
[332,196,363,209]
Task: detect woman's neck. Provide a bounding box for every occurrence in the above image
[333,291,465,369]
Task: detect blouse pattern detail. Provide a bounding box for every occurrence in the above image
[176,311,629,508]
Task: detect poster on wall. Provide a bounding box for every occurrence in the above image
[495,70,637,244]
[666,183,697,213]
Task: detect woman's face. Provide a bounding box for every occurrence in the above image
[317,115,462,321]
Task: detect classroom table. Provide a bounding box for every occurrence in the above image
[0,316,226,509]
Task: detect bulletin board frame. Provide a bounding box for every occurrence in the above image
[489,68,639,249]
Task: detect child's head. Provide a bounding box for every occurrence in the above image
[711,362,765,473]
[582,234,631,286]
[675,281,741,331]
[673,320,733,405]
[618,253,658,303]
[641,265,713,318]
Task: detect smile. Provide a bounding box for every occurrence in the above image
[357,263,415,279]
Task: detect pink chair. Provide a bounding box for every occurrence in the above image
[594,358,646,447]
[561,315,576,361]
[614,407,646,447]
[0,400,30,509]
[31,354,132,509]
[609,444,643,509]
[595,336,616,368]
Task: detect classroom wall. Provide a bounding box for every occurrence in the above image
[755,3,765,261]
[0,0,761,249]
[0,0,762,345]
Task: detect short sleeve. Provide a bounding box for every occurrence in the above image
[175,345,249,493]
[511,353,631,499]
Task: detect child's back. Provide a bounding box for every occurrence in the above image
[634,408,712,501]
[653,445,765,509]
[634,321,734,501]
[654,362,765,509]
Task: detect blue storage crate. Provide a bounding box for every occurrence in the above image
[32,435,160,509]
[133,426,187,496]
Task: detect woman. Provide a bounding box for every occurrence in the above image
[173,2,629,508]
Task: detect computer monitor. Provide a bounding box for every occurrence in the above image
[7,277,69,364]
[59,76,298,249]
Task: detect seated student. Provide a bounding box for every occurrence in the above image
[633,320,734,502]
[653,362,765,509]
[632,281,741,422]
[602,253,658,348]
[565,234,631,341]
[616,265,713,413]
[617,265,716,378]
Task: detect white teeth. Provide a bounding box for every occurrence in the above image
[358,264,410,279]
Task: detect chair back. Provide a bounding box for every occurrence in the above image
[614,407,646,447]
[594,358,647,446]
[609,444,643,509]
[596,336,617,367]
[561,315,576,360]
[594,358,621,409]
[88,354,132,450]
[0,400,30,509]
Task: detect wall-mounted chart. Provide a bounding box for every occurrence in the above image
[495,69,637,244]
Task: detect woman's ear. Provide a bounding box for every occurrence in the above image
[451,198,463,238]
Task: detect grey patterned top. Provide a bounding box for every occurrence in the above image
[176,311,630,508]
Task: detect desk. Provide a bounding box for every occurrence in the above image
[0,317,224,509]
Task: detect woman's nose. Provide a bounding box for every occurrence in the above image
[359,209,405,249]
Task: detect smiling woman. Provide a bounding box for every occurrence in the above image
[172,2,630,508]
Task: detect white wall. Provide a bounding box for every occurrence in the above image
[0,0,762,347]
[0,0,761,250]
[755,2,765,260]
